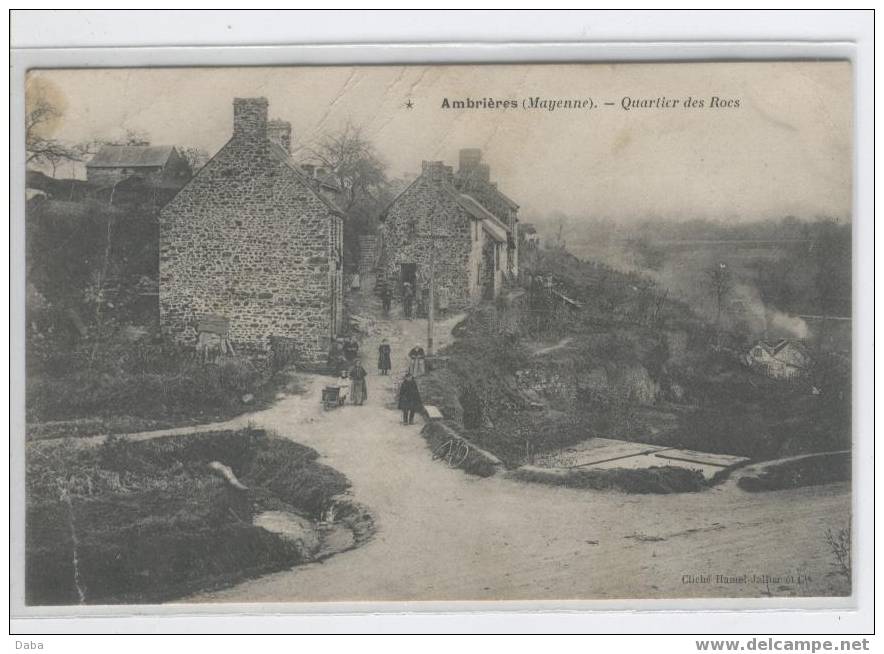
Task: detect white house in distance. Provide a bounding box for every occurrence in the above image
[745,339,812,381]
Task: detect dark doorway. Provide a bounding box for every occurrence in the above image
[400,263,417,290]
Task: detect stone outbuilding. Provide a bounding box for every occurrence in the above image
[380,160,511,310]
[159,97,344,366]
[745,339,812,381]
[86,145,192,189]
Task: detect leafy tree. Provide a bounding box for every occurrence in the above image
[180,146,210,173]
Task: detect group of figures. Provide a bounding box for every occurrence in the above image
[377,279,450,321]
[336,336,426,425]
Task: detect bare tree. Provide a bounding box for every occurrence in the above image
[26,96,81,176]
[114,129,151,146]
[308,122,387,214]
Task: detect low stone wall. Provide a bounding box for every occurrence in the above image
[420,420,503,477]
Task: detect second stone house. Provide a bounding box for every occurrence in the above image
[380,160,512,310]
[86,145,192,189]
[159,97,344,367]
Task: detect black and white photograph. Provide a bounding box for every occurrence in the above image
[19,59,855,608]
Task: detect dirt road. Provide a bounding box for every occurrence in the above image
[184,312,850,602]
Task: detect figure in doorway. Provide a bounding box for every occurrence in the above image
[402,281,415,320]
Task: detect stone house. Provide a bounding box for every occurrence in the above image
[380,160,510,310]
[453,148,520,276]
[745,339,812,381]
[86,145,192,189]
[159,97,344,366]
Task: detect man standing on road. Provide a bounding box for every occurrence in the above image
[350,358,368,406]
[380,281,392,316]
[378,339,392,375]
[398,372,423,425]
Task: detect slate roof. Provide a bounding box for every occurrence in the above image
[450,191,512,238]
[380,167,515,241]
[489,185,519,210]
[480,217,508,243]
[755,339,810,358]
[87,145,176,168]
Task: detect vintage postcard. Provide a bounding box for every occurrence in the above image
[21,62,853,606]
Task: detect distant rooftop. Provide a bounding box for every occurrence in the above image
[87,145,176,168]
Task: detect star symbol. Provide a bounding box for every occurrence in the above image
[405,99,414,109]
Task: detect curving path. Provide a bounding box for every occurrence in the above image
[178,312,850,602]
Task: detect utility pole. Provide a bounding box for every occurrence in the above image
[428,240,435,356]
[425,226,447,357]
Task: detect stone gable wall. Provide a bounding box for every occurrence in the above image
[382,175,482,309]
[159,136,341,366]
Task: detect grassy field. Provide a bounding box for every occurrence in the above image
[26,333,303,440]
[26,427,357,605]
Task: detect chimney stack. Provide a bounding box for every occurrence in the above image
[458,148,483,172]
[232,97,269,140]
[458,148,491,183]
[422,160,453,183]
[267,119,292,153]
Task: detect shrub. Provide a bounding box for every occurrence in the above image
[508,465,707,494]
[25,428,355,605]
[26,340,290,432]
[737,452,851,492]
[825,525,851,579]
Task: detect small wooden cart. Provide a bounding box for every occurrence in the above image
[321,384,349,410]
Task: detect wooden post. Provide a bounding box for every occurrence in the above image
[428,236,435,356]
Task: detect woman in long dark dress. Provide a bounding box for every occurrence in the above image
[397,372,423,425]
[349,359,368,406]
[377,339,392,375]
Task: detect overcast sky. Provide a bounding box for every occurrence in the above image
[28,62,852,222]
